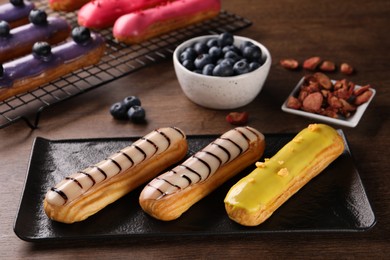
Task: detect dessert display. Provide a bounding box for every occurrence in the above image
[224,124,345,226]
[176,32,264,77]
[139,126,265,221]
[78,0,168,29]
[285,73,374,119]
[0,10,71,63]
[44,127,188,223]
[0,0,35,28]
[0,27,105,102]
[113,0,221,44]
[49,0,90,12]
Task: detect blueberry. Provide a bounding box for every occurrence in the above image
[233,60,250,75]
[243,45,262,61]
[206,38,219,48]
[122,96,141,110]
[32,42,51,59]
[127,105,146,123]
[218,32,234,47]
[29,9,47,25]
[194,54,213,69]
[110,102,128,120]
[10,0,24,6]
[218,58,235,67]
[222,44,240,54]
[208,46,222,60]
[193,41,208,54]
[72,26,91,44]
[213,62,234,77]
[0,21,10,37]
[202,64,215,75]
[240,41,254,52]
[224,50,241,63]
[0,64,3,78]
[249,61,261,71]
[182,59,195,71]
[179,48,197,63]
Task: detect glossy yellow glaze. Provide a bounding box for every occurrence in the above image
[224,124,342,213]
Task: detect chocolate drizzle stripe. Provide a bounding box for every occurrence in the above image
[147,183,164,196]
[141,137,158,155]
[181,174,192,185]
[50,187,68,203]
[133,144,147,161]
[202,151,223,167]
[234,128,251,143]
[119,151,134,167]
[78,171,96,185]
[90,165,107,180]
[180,165,202,182]
[156,129,171,146]
[107,158,122,172]
[245,126,260,138]
[172,126,185,138]
[211,142,231,162]
[157,177,182,189]
[193,155,212,178]
[221,137,243,154]
[65,177,83,189]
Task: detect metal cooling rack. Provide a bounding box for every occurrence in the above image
[0,0,252,129]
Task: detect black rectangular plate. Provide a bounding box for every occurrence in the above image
[14,132,376,242]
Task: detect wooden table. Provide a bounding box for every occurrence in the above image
[1,0,389,258]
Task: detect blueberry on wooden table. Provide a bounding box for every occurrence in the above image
[122,96,141,110]
[109,102,128,120]
[127,105,146,123]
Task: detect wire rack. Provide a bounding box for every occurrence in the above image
[0,1,252,129]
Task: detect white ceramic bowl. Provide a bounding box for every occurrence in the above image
[173,35,271,109]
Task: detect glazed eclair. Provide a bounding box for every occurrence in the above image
[139,126,265,221]
[44,127,188,223]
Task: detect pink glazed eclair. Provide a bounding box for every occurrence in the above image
[113,0,221,44]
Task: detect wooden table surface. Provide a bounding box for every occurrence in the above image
[1,0,389,258]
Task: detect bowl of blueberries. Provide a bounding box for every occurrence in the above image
[173,32,271,109]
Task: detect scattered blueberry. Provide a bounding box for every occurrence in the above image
[110,96,146,123]
[29,9,47,25]
[178,32,265,77]
[127,105,146,123]
[122,96,141,110]
[109,102,128,120]
[0,64,4,77]
[0,21,10,37]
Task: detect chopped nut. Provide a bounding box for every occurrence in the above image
[340,63,354,75]
[303,56,322,71]
[277,168,289,176]
[319,60,336,72]
[256,162,266,168]
[278,160,284,165]
[280,58,299,70]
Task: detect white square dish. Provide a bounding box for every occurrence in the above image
[281,77,376,127]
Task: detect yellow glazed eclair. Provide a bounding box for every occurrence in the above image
[139,126,265,221]
[44,127,188,223]
[224,124,345,226]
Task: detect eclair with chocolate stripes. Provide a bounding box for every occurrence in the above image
[139,126,265,221]
[44,127,188,223]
